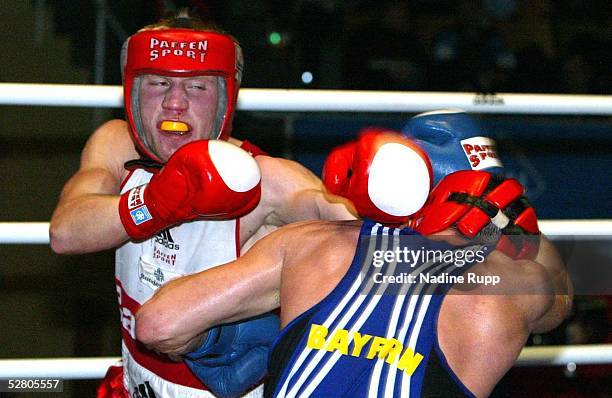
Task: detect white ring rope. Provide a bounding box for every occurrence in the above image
[515,344,612,367]
[2,84,610,378]
[1,222,51,244]
[1,220,610,245]
[0,357,119,379]
[0,344,610,379]
[2,83,612,114]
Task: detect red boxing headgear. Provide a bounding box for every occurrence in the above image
[122,28,243,162]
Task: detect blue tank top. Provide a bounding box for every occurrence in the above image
[266,220,493,398]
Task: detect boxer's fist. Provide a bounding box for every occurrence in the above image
[184,313,280,398]
[119,140,261,241]
[412,170,540,259]
[323,128,432,225]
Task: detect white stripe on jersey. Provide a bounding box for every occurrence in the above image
[287,226,402,398]
[277,224,387,397]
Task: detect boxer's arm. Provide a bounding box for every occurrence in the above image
[529,236,572,333]
[256,155,357,225]
[484,238,571,335]
[440,244,571,398]
[136,226,285,356]
[50,120,135,254]
[499,235,571,334]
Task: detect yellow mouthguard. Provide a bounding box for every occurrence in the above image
[160,121,189,132]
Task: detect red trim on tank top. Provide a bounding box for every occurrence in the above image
[240,140,268,157]
[115,278,207,390]
[119,169,136,191]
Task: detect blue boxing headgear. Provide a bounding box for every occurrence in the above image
[402,109,504,185]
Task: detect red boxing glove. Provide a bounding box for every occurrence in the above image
[119,140,261,241]
[97,365,129,398]
[412,170,540,259]
[323,128,432,225]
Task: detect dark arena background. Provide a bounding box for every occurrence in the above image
[1,1,611,396]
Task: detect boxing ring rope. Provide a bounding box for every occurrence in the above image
[2,82,611,379]
[0,357,119,380]
[2,83,612,114]
[0,346,611,379]
[1,222,51,244]
[2,220,612,245]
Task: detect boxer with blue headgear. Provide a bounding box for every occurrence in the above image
[401,109,539,259]
[323,110,540,260]
[402,109,504,185]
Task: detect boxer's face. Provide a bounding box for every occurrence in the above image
[138,74,220,162]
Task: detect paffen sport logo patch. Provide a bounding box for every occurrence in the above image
[149,38,208,62]
[460,136,503,170]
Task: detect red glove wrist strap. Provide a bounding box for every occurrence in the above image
[119,185,168,241]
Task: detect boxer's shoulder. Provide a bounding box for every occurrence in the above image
[82,119,137,178]
[90,119,131,143]
[280,219,361,236]
[255,155,319,189]
[438,293,527,398]
[276,220,361,258]
[87,119,130,145]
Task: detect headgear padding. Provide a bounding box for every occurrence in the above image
[402,109,504,185]
[122,28,243,162]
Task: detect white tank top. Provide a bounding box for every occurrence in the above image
[116,168,260,397]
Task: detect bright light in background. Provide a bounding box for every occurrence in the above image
[268,32,282,46]
[301,71,313,84]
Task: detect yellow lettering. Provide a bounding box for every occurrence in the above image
[325,329,349,355]
[366,336,388,359]
[396,347,424,376]
[306,324,328,350]
[380,338,404,365]
[306,324,425,376]
[351,332,372,357]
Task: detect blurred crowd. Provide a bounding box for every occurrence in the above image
[52,0,612,94]
[316,0,612,94]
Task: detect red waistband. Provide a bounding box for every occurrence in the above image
[116,278,206,390]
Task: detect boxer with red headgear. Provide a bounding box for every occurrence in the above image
[122,25,243,162]
[50,9,356,398]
